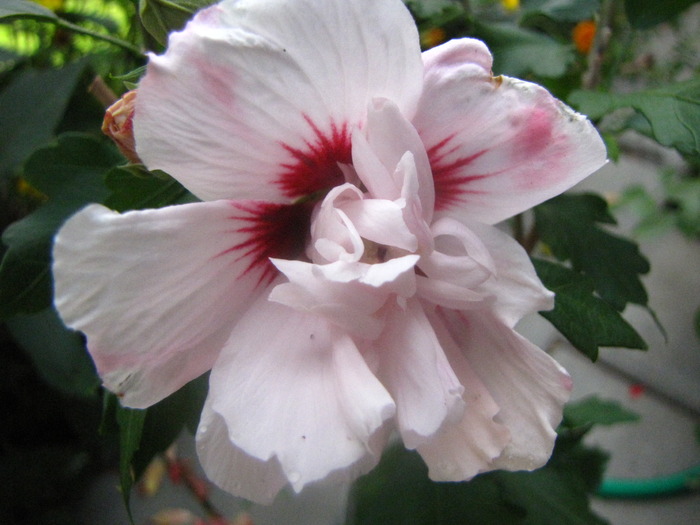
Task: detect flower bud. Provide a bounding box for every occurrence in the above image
[102,89,141,163]
[573,20,597,55]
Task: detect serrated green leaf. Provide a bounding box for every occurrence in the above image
[5,306,99,398]
[623,0,700,29]
[564,396,640,428]
[533,258,647,359]
[139,0,216,45]
[473,21,575,78]
[0,134,118,318]
[569,80,700,158]
[116,404,146,524]
[0,0,58,21]
[104,164,195,212]
[0,61,86,177]
[534,193,649,311]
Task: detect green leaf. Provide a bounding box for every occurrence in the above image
[533,259,647,360]
[0,0,58,21]
[5,307,99,398]
[0,134,118,318]
[534,193,650,311]
[0,61,86,177]
[563,396,640,428]
[569,80,700,158]
[522,0,600,22]
[347,436,610,525]
[347,445,526,525]
[104,164,195,212]
[623,0,700,29]
[116,403,147,524]
[131,373,208,478]
[139,0,216,45]
[473,22,575,78]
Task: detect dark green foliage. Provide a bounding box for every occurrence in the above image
[104,164,195,212]
[5,306,99,398]
[533,259,647,360]
[0,134,118,318]
[0,61,86,177]
[346,414,613,525]
[534,193,650,311]
[623,0,700,29]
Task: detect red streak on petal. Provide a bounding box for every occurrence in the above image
[277,116,352,198]
[220,201,313,286]
[428,135,489,210]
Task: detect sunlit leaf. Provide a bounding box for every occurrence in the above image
[569,79,700,158]
[533,259,647,360]
[534,193,650,311]
[0,0,58,21]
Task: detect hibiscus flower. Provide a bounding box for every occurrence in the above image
[52,0,606,504]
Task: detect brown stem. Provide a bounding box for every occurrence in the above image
[88,75,118,108]
[582,0,615,90]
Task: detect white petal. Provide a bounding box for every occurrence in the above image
[414,38,607,224]
[437,309,572,471]
[308,183,366,263]
[341,198,418,253]
[52,201,269,408]
[208,299,395,497]
[197,400,288,504]
[135,0,423,202]
[418,216,495,290]
[416,306,510,481]
[269,255,418,339]
[374,299,464,449]
[360,98,434,220]
[466,220,554,326]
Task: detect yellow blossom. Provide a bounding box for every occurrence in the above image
[501,0,520,12]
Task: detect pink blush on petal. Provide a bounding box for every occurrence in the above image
[511,108,553,160]
[277,116,352,199]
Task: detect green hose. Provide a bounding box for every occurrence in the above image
[597,464,700,499]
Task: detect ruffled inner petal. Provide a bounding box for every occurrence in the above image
[416,306,510,481]
[374,299,464,449]
[436,308,572,471]
[208,298,395,496]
